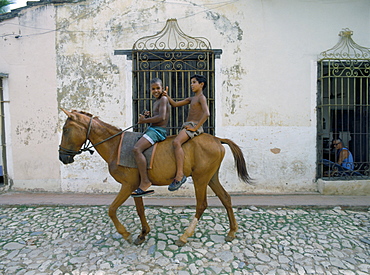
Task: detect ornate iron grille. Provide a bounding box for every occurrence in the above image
[131,19,216,136]
[317,29,370,180]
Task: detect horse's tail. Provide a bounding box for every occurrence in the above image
[219,138,252,184]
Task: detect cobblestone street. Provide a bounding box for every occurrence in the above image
[0,204,369,275]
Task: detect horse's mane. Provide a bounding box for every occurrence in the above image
[75,110,93,117]
[73,110,122,132]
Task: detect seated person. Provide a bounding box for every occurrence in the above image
[163,74,210,191]
[332,138,354,170]
[131,78,170,197]
[321,139,356,177]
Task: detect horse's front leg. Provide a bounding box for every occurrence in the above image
[176,176,209,247]
[133,197,150,245]
[108,185,133,243]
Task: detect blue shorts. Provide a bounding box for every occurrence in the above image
[143,126,167,145]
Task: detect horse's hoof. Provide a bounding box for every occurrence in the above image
[175,239,186,247]
[225,235,235,242]
[125,234,133,244]
[134,237,145,246]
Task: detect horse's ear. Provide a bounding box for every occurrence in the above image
[61,108,75,120]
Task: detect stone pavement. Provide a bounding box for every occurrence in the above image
[0,192,369,275]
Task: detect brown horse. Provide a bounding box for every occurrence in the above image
[59,109,251,246]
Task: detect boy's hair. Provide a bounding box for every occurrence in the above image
[150,78,163,86]
[190,74,207,90]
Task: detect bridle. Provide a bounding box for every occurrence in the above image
[59,116,136,157]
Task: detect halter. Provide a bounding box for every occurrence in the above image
[59,115,136,157]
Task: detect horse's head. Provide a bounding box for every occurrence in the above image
[59,109,92,164]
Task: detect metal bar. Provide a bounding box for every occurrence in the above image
[0,78,8,185]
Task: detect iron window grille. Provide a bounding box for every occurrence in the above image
[317,29,370,180]
[115,19,220,136]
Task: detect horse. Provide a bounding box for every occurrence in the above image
[59,109,251,246]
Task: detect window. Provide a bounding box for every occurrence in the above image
[115,19,220,136]
[317,29,370,179]
[131,50,216,136]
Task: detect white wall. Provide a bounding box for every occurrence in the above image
[0,5,61,191]
[1,0,369,194]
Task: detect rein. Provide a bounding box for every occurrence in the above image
[59,116,136,156]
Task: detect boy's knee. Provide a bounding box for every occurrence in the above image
[132,146,141,155]
[172,139,181,149]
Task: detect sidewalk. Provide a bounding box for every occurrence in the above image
[0,191,369,208]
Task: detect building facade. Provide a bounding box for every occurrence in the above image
[0,0,369,195]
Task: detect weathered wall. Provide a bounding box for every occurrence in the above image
[0,4,61,191]
[1,0,369,194]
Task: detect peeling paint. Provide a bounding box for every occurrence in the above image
[222,62,246,81]
[221,58,247,121]
[15,118,58,146]
[57,54,119,110]
[206,11,243,42]
[270,148,281,154]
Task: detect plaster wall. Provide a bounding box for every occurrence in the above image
[0,0,369,194]
[0,5,61,191]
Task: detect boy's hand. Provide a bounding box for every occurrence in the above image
[162,86,169,97]
[184,125,197,132]
[138,114,146,124]
[138,110,151,123]
[142,110,151,118]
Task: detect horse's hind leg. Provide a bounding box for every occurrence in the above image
[133,197,150,245]
[208,171,238,242]
[108,185,133,243]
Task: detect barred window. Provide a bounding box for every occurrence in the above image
[115,19,221,136]
[317,29,370,180]
[131,50,216,136]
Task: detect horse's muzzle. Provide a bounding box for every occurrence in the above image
[59,153,75,164]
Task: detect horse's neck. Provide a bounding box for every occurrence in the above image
[88,120,121,163]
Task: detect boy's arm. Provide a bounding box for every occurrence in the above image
[157,96,169,121]
[186,95,210,132]
[162,90,191,107]
[138,97,169,124]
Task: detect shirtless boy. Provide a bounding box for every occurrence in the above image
[163,74,210,191]
[131,78,170,197]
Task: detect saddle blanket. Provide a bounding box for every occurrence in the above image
[117,132,157,169]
